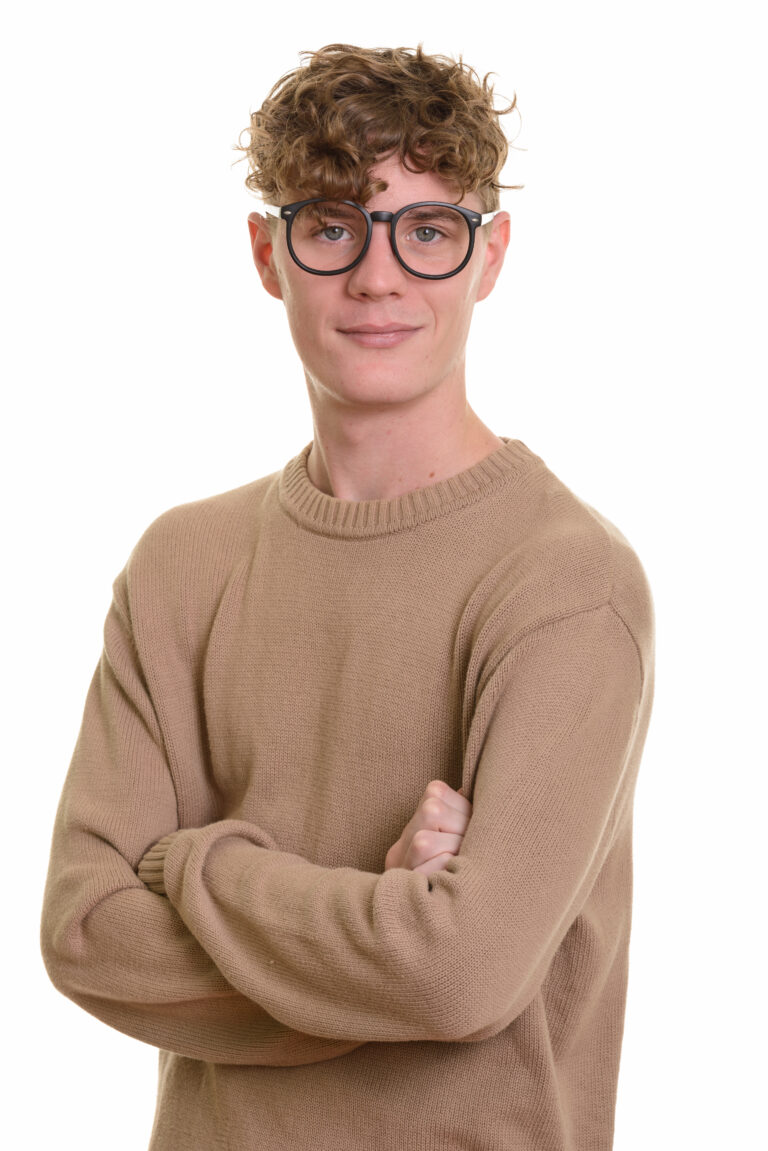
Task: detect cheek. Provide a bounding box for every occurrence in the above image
[432,285,476,335]
[273,260,310,324]
[271,248,293,303]
[282,288,333,364]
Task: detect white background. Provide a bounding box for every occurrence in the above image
[3,1,765,1148]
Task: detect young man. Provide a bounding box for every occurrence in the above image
[41,44,655,1151]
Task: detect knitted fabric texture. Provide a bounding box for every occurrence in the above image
[41,436,655,1151]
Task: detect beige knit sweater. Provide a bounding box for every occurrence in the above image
[41,436,655,1150]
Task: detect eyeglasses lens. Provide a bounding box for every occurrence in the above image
[395,207,470,276]
[291,202,367,272]
[289,202,471,275]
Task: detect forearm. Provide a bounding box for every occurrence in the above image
[136,604,648,1047]
[137,819,464,1044]
[41,859,364,1066]
[40,572,364,1067]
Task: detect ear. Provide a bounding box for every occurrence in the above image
[474,211,511,303]
[247,211,284,301]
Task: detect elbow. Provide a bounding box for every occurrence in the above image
[435,989,530,1044]
[412,959,511,1044]
[40,906,69,996]
[40,891,82,999]
[425,953,535,1043]
[404,897,527,1043]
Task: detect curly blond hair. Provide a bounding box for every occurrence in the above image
[234,44,521,212]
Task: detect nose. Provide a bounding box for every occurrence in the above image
[346,220,408,298]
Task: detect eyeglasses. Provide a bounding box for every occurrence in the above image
[263,198,500,280]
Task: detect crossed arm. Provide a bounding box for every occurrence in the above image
[41,567,644,1063]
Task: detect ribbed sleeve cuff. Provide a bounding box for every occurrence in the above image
[137,831,187,895]
[137,821,280,897]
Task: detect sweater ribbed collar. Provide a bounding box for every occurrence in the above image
[277,436,543,539]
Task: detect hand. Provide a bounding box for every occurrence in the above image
[384,780,473,877]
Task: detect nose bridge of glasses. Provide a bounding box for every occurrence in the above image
[367,211,397,256]
[357,210,402,272]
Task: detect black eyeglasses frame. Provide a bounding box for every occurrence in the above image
[263,198,499,280]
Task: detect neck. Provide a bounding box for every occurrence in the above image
[305,382,504,502]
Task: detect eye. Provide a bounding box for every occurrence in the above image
[412,225,442,243]
[319,224,350,242]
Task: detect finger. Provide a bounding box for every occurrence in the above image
[411,852,458,876]
[434,789,472,819]
[405,830,464,869]
[413,799,469,837]
[424,780,472,817]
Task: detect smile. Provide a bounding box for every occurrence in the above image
[338,325,421,348]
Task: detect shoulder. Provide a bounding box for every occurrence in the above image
[113,469,281,652]
[577,496,655,685]
[124,469,279,580]
[466,458,655,688]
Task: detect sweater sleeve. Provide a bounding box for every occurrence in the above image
[135,601,650,1044]
[39,570,365,1067]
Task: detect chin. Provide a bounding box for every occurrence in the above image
[319,365,435,406]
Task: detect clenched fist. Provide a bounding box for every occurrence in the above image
[384,780,473,877]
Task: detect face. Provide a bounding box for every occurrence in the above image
[247,153,510,409]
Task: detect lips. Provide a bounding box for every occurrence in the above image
[338,324,419,334]
[338,323,421,348]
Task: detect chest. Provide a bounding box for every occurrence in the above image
[200,539,467,870]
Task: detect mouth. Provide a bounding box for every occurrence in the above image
[338,324,421,348]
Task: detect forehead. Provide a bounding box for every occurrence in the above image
[364,154,480,211]
[285,152,482,213]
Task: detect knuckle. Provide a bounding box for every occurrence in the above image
[412,829,436,854]
[421,797,443,822]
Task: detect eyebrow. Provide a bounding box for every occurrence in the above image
[400,208,462,222]
[308,204,361,220]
